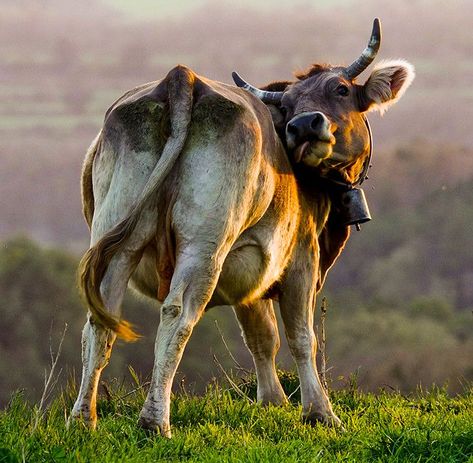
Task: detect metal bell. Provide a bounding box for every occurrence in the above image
[339,188,372,230]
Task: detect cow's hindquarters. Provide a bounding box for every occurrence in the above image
[78,65,195,342]
[72,127,166,426]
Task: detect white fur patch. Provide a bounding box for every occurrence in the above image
[365,59,415,115]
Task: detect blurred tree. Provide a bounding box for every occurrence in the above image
[328,177,473,310]
[408,296,454,322]
[0,237,84,405]
[0,237,243,406]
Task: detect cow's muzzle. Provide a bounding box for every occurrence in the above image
[286,112,336,166]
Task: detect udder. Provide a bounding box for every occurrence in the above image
[130,238,276,308]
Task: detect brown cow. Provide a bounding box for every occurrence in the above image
[70,19,414,436]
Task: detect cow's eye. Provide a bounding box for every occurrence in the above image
[336,84,350,96]
[280,106,288,118]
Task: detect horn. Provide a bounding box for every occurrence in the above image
[232,71,284,104]
[343,18,382,80]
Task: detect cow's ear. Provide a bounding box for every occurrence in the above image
[267,104,286,130]
[259,80,292,130]
[360,60,415,114]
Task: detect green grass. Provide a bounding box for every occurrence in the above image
[0,375,472,462]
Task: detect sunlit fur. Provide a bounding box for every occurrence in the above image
[72,65,346,435]
[364,59,415,115]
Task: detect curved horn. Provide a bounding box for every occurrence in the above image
[343,18,382,80]
[232,71,284,104]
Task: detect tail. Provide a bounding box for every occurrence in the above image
[78,66,196,341]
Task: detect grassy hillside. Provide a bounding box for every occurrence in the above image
[0,377,472,462]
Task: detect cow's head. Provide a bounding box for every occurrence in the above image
[233,19,414,184]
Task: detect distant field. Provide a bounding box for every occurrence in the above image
[0,115,102,131]
[0,377,471,462]
[101,0,355,20]
[102,0,353,19]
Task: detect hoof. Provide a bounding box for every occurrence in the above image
[302,411,343,429]
[137,416,172,438]
[259,392,288,407]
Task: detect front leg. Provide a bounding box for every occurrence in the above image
[234,299,287,405]
[279,248,341,427]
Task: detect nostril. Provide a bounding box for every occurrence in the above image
[286,123,298,137]
[310,113,324,131]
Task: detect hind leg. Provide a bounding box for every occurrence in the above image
[138,246,225,437]
[234,300,287,405]
[69,250,142,428]
[71,135,160,427]
[69,317,115,428]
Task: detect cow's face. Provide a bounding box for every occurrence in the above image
[279,67,368,168]
[233,19,415,183]
[275,60,414,172]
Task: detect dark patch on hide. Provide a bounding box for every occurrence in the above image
[104,97,170,154]
[189,92,245,140]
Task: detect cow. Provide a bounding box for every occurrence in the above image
[70,19,414,437]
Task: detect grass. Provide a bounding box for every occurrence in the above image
[0,374,472,462]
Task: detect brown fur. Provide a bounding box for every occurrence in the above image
[317,216,350,292]
[260,81,292,92]
[295,64,336,81]
[71,30,415,433]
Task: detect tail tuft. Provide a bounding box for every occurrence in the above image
[78,240,141,342]
[115,320,141,342]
